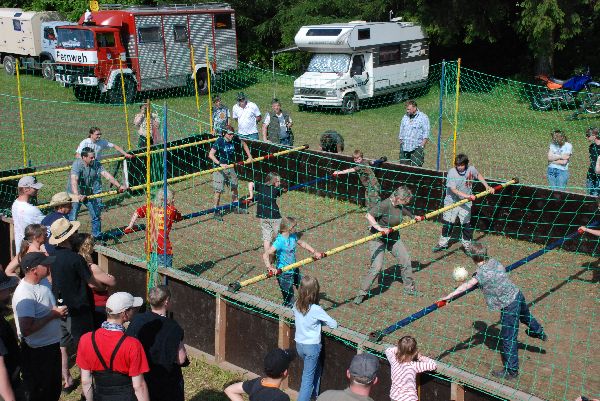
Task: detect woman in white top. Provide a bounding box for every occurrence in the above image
[547,130,572,190]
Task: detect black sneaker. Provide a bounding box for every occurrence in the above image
[432,244,449,252]
[526,329,548,341]
[491,369,518,380]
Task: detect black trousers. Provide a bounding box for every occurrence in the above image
[21,341,61,401]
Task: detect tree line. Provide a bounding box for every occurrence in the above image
[4,0,599,78]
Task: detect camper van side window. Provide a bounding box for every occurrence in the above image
[358,29,370,40]
[44,27,57,41]
[306,28,342,36]
[215,13,232,29]
[13,20,22,31]
[173,25,188,42]
[138,26,162,43]
[379,45,402,65]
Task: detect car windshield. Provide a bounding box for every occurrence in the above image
[57,28,95,49]
[307,54,350,73]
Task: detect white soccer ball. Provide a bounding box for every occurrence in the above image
[452,266,469,282]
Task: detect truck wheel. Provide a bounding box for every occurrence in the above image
[341,93,358,114]
[3,55,16,75]
[108,77,137,104]
[41,60,55,80]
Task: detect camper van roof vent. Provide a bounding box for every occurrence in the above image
[348,20,366,24]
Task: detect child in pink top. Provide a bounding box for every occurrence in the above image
[385,336,437,401]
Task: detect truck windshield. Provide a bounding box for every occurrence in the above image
[57,28,95,49]
[307,54,350,73]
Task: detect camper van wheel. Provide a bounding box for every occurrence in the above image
[41,60,55,80]
[3,55,16,75]
[341,93,358,114]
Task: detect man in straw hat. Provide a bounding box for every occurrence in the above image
[49,217,99,393]
[11,175,45,253]
[12,252,68,401]
[77,292,150,401]
[42,192,77,255]
[0,268,20,401]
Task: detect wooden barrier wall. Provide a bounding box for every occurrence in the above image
[89,246,543,401]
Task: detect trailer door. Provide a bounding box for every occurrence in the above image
[350,54,370,99]
[135,15,167,90]
[188,13,212,72]
[162,14,191,87]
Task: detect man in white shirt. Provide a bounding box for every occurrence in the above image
[75,127,133,160]
[11,176,45,254]
[12,252,68,401]
[232,92,261,140]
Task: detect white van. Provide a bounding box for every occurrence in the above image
[292,20,429,113]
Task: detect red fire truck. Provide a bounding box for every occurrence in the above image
[54,3,238,102]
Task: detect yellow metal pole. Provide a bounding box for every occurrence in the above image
[206,45,213,134]
[119,58,132,150]
[38,145,310,208]
[145,99,152,288]
[190,45,201,134]
[0,137,218,183]
[452,58,461,163]
[15,59,27,167]
[230,178,519,291]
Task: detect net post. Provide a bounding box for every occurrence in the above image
[190,45,201,134]
[119,58,132,150]
[206,45,213,134]
[452,58,462,163]
[145,99,152,292]
[436,59,446,171]
[162,101,168,266]
[15,59,27,167]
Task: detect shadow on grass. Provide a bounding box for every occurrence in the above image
[189,389,229,401]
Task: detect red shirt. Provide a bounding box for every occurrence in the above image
[136,204,182,255]
[77,329,149,377]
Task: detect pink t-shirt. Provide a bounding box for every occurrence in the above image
[385,347,437,401]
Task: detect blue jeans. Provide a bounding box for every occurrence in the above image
[70,199,102,238]
[587,177,600,196]
[151,252,173,268]
[547,167,569,190]
[277,268,300,307]
[500,291,543,373]
[280,136,293,146]
[296,342,322,401]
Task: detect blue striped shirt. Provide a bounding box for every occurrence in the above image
[399,110,430,152]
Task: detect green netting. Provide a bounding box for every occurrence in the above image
[0,59,598,401]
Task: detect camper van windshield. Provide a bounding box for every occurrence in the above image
[57,28,95,49]
[307,54,350,73]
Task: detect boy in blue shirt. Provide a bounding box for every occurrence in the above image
[263,217,323,307]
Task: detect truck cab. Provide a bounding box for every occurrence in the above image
[292,21,428,113]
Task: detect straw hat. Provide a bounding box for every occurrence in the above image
[49,218,81,245]
[48,192,77,208]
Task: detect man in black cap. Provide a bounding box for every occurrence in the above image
[316,353,380,401]
[12,252,68,401]
[0,269,20,401]
[224,348,294,401]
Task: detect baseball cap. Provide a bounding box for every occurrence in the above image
[106,292,143,314]
[349,353,379,384]
[264,348,295,378]
[20,252,56,271]
[237,92,246,101]
[18,176,43,189]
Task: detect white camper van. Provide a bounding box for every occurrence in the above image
[292,21,429,113]
[0,9,74,79]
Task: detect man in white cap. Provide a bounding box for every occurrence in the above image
[41,192,76,255]
[77,292,150,401]
[11,176,44,253]
[12,252,68,401]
